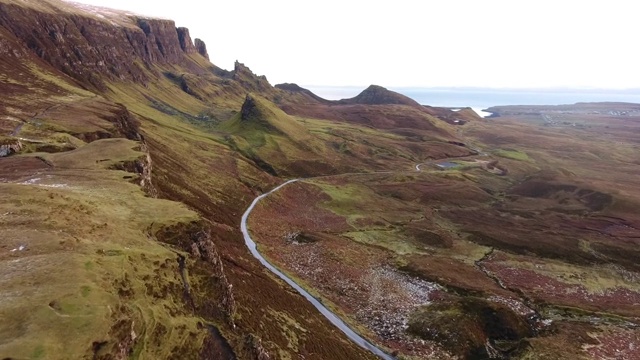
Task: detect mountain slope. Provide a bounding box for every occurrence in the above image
[274,82,333,104]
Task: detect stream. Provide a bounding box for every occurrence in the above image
[240,179,396,360]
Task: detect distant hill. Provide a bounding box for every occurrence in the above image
[275,83,332,104]
[486,102,640,117]
[338,85,422,106]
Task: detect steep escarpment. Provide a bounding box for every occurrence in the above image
[0,0,209,89]
[0,136,216,359]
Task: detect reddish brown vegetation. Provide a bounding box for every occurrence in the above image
[249,182,351,235]
[0,156,51,181]
[587,328,640,360]
[401,255,511,297]
[483,259,640,317]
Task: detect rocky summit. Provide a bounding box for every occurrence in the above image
[1,1,640,359]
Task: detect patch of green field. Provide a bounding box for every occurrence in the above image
[40,138,141,169]
[343,230,424,255]
[311,180,415,227]
[494,148,531,161]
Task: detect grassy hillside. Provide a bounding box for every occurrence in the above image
[0,139,207,359]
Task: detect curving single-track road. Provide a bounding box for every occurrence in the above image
[241,179,396,360]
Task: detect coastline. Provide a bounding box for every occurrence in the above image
[304,86,640,114]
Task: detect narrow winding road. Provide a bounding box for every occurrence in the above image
[241,179,396,360]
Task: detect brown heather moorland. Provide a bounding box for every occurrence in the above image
[249,107,640,358]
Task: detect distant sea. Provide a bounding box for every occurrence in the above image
[305,86,640,117]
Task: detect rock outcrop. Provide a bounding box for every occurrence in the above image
[155,222,237,328]
[189,229,237,327]
[245,334,270,360]
[232,61,271,93]
[0,138,22,157]
[194,38,209,60]
[407,296,533,359]
[103,103,143,141]
[240,94,259,122]
[177,27,197,54]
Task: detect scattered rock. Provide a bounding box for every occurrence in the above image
[0,137,22,157]
[245,334,270,360]
[356,266,440,341]
[10,244,27,252]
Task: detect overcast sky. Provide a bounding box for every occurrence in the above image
[68,0,639,89]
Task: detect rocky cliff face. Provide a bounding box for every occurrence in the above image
[0,2,208,89]
[194,38,209,60]
[177,27,197,54]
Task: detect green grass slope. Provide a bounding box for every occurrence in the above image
[0,140,208,360]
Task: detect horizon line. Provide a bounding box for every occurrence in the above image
[300,84,640,92]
